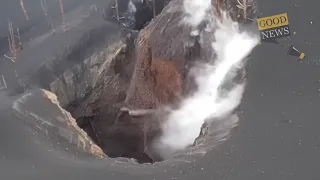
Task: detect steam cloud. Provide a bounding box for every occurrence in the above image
[153,0,260,159]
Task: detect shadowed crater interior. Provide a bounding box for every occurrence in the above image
[7,0,248,165]
[55,0,173,164]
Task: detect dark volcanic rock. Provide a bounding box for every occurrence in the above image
[104,0,171,30]
[47,28,144,161]
[49,35,133,108]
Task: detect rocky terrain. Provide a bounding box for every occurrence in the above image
[1,0,253,164]
[0,0,141,161]
[2,0,320,179]
[0,0,174,163]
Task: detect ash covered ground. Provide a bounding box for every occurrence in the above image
[1,0,320,180]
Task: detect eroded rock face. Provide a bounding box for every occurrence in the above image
[43,0,180,164]
[12,89,105,158]
[124,0,258,111]
[48,29,150,161]
[119,0,258,160]
[49,35,133,109]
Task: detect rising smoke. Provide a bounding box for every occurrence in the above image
[153,0,260,159]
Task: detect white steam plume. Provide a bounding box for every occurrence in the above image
[154,1,259,159]
[183,0,211,27]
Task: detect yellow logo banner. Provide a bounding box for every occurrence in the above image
[257,13,289,31]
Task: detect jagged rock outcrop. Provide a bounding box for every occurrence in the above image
[118,0,258,161]
[47,29,147,161]
[49,33,135,110]
[124,0,258,111]
[12,89,105,158]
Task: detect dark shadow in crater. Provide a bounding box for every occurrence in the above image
[103,0,170,30]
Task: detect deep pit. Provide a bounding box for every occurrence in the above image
[10,0,252,165]
[62,36,167,164]
[54,0,218,164]
[63,0,173,164]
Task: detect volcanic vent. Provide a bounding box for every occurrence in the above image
[44,0,258,164]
